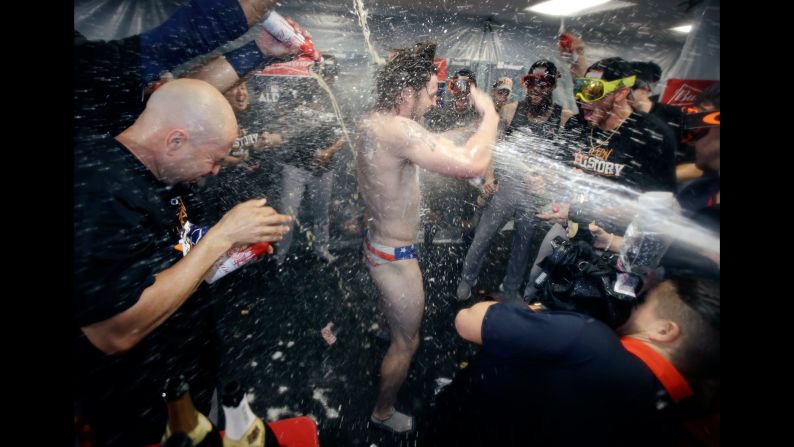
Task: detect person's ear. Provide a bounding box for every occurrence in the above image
[165,129,188,155]
[649,320,680,343]
[401,86,416,102]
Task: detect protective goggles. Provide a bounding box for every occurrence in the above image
[574,75,636,103]
[448,77,472,96]
[681,109,720,143]
[522,73,556,89]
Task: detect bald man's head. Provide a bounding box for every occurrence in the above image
[124,79,238,184]
[144,78,237,140]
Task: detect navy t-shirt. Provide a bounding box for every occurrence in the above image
[425,303,678,446]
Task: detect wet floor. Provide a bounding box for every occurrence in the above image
[211,227,545,446]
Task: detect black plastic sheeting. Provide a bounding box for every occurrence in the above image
[75,0,716,126]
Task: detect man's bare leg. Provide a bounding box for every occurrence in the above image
[368,258,424,431]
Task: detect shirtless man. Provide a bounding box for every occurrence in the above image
[355,41,498,433]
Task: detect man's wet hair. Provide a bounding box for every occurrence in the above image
[586,57,635,81]
[375,41,437,111]
[630,61,662,90]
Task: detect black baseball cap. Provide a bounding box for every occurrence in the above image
[585,57,635,81]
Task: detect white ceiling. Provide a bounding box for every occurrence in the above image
[283,0,712,46]
[76,0,713,44]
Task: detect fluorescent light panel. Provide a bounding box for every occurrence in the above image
[527,0,611,16]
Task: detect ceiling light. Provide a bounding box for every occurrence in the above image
[526,0,611,16]
[670,24,693,33]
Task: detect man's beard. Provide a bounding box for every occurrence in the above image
[407,91,423,122]
[527,94,553,116]
[410,100,422,122]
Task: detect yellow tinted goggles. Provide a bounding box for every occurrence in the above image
[574,75,636,103]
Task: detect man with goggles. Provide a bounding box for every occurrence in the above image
[426,68,479,128]
[502,59,564,137]
[426,68,480,132]
[448,71,473,96]
[457,60,570,303]
[526,57,678,302]
[675,101,721,183]
[682,108,720,144]
[677,83,720,233]
[544,55,677,205]
[574,74,637,103]
[423,68,483,247]
[589,82,720,278]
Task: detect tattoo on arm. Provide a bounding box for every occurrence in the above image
[402,121,435,151]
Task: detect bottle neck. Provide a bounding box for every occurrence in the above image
[222,396,257,441]
[164,393,218,445]
[166,393,199,434]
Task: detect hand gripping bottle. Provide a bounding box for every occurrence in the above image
[559,32,574,56]
[161,375,223,447]
[204,241,271,284]
[261,10,320,61]
[558,32,579,63]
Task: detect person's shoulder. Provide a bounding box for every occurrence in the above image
[76,139,148,194]
[654,102,683,115]
[366,112,411,131]
[488,304,600,330]
[629,111,676,141]
[75,138,123,173]
[631,110,665,129]
[360,113,417,150]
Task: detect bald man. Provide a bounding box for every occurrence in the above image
[74,79,292,446]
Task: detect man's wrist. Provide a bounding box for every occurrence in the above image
[224,40,279,77]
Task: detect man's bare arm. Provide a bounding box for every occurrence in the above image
[455,301,499,345]
[82,199,291,354]
[393,87,498,178]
